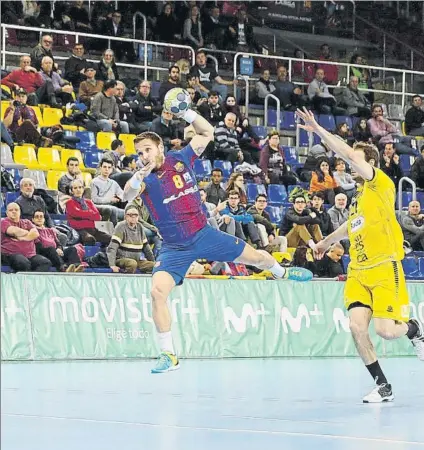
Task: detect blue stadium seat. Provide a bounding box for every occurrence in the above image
[281,111,296,131]
[267,184,287,206]
[402,257,420,279]
[313,133,322,145]
[417,191,424,206]
[84,244,101,257]
[335,116,353,130]
[265,205,283,224]
[341,254,350,272]
[298,129,310,147]
[6,168,21,189]
[214,160,232,179]
[251,126,267,139]
[5,191,19,205]
[246,183,266,203]
[50,214,67,221]
[397,191,413,209]
[1,266,12,273]
[417,257,424,277]
[318,114,336,131]
[282,146,299,165]
[267,110,280,127]
[84,150,104,169]
[248,104,265,111]
[399,155,414,175]
[1,196,5,216]
[193,159,212,180]
[151,81,161,100]
[75,131,96,150]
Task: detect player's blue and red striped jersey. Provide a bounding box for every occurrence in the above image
[141,144,207,244]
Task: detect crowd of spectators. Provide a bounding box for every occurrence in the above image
[1,1,424,278]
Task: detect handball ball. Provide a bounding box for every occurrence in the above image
[164,87,192,117]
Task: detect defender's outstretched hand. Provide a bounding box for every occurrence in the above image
[312,240,330,260]
[296,107,321,133]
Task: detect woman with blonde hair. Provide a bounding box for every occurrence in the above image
[97,49,119,81]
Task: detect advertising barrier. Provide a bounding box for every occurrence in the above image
[1,274,423,361]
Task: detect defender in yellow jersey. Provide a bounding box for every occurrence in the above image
[297,108,424,404]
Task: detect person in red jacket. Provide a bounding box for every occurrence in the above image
[1,55,47,105]
[65,179,111,245]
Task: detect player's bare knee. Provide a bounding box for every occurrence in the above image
[349,319,369,340]
[374,319,397,340]
[151,284,168,304]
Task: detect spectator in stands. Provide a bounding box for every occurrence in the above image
[183,4,203,49]
[292,49,315,84]
[368,104,417,156]
[127,197,163,258]
[64,43,89,90]
[158,66,182,104]
[259,130,298,189]
[198,91,226,126]
[2,3,26,25]
[310,192,333,237]
[91,159,124,226]
[205,168,227,206]
[16,178,54,227]
[255,69,276,103]
[1,56,44,105]
[274,66,305,111]
[150,110,182,152]
[308,68,344,115]
[107,206,154,274]
[220,190,262,247]
[333,158,356,200]
[203,5,226,49]
[335,122,354,146]
[0,123,14,149]
[3,91,52,147]
[199,188,235,234]
[1,202,52,272]
[155,3,180,44]
[328,193,350,251]
[280,196,323,249]
[291,246,317,274]
[405,95,424,136]
[91,0,115,34]
[225,173,247,207]
[340,76,371,117]
[30,34,57,72]
[353,117,373,142]
[349,54,374,103]
[380,142,403,188]
[78,65,104,108]
[399,200,424,251]
[317,44,338,86]
[68,0,92,32]
[122,156,137,173]
[247,194,288,253]
[310,158,339,205]
[40,56,74,107]
[103,10,136,63]
[91,80,130,134]
[115,81,131,122]
[101,139,126,174]
[299,141,332,182]
[58,156,88,210]
[411,145,424,189]
[65,179,111,245]
[214,112,244,164]
[315,243,345,278]
[187,75,205,103]
[186,86,205,109]
[97,49,120,82]
[130,80,162,133]
[32,210,83,272]
[189,50,237,101]
[227,7,260,53]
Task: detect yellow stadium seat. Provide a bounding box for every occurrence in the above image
[97,131,116,150]
[60,149,87,171]
[401,121,407,136]
[32,106,44,127]
[42,107,64,127]
[47,170,67,190]
[119,133,136,155]
[13,145,41,169]
[38,147,65,171]
[1,100,11,120]
[1,84,12,97]
[81,172,93,187]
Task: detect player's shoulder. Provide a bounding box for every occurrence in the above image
[365,167,394,191]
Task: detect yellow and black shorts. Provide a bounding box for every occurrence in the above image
[344,261,410,322]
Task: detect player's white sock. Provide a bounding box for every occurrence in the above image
[157,331,175,355]
[269,262,286,279]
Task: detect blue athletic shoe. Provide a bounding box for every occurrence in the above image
[284,266,313,282]
[151,352,180,374]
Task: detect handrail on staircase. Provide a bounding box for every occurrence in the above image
[398,177,417,211]
[264,94,281,132]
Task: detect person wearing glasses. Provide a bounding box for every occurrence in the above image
[30,34,57,72]
[103,10,136,63]
[280,195,323,249]
[107,206,155,274]
[64,43,90,90]
[78,65,104,108]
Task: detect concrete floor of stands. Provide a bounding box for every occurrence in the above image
[2,358,423,450]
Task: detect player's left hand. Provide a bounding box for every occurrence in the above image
[312,240,329,260]
[296,107,320,133]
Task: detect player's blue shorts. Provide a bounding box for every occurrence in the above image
[152,225,246,285]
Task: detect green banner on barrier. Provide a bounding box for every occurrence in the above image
[1,274,423,360]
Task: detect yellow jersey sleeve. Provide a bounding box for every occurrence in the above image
[348,168,404,269]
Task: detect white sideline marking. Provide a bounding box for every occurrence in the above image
[2,412,424,446]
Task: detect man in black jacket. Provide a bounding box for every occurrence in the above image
[310,192,333,237]
[411,145,424,189]
[150,110,182,152]
[129,81,162,133]
[64,43,89,90]
[102,11,136,62]
[198,91,226,126]
[158,66,182,104]
[315,243,345,278]
[280,196,323,248]
[405,95,424,136]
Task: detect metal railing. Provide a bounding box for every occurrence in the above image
[132,12,147,42]
[233,52,424,110]
[1,24,195,81]
[264,94,281,132]
[398,177,417,210]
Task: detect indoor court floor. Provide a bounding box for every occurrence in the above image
[2,358,423,450]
